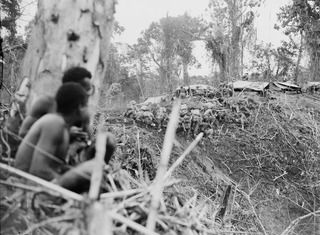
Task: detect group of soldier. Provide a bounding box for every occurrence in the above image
[124,98,226,137]
[175,84,233,100]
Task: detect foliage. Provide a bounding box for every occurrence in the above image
[103,43,125,85]
[0,0,23,96]
[112,20,125,36]
[0,0,21,40]
[135,14,202,92]
[1,36,27,103]
[277,0,320,80]
[204,0,262,81]
[101,22,144,105]
[247,40,298,81]
[100,43,142,107]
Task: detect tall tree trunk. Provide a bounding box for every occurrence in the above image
[159,66,166,93]
[228,0,240,80]
[182,60,189,86]
[311,51,320,81]
[138,60,145,99]
[165,58,173,93]
[22,0,115,116]
[218,61,226,83]
[294,32,303,83]
[275,61,280,80]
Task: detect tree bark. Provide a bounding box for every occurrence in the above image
[22,0,116,115]
[227,0,241,80]
[294,32,303,83]
[310,51,320,81]
[182,60,189,86]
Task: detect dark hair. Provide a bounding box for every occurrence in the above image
[55,83,88,115]
[62,67,92,84]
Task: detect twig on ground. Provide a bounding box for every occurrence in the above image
[164,132,204,180]
[280,209,320,235]
[237,189,268,235]
[0,163,83,201]
[137,130,143,182]
[21,214,80,235]
[0,179,40,192]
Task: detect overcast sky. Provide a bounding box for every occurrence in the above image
[17,0,290,44]
[115,0,291,46]
[15,0,291,75]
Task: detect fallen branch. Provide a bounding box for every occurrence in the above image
[22,214,80,235]
[0,179,40,192]
[280,209,320,235]
[0,163,83,201]
[164,132,204,180]
[137,130,144,182]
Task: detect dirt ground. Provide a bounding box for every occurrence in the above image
[1,91,320,234]
[108,91,320,234]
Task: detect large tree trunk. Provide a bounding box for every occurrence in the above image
[22,0,115,116]
[294,32,303,83]
[138,59,145,99]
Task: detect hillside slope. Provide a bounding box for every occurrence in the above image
[111,92,320,234]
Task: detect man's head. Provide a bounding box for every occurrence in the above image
[62,67,94,95]
[29,96,56,118]
[55,83,89,123]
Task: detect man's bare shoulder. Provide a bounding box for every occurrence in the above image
[30,95,56,117]
[37,113,66,131]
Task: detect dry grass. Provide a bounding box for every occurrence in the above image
[1,93,320,235]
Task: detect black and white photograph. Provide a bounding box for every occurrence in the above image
[0,0,320,234]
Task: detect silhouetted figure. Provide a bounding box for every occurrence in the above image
[15,83,89,181]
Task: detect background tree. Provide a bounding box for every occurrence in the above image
[127,40,150,99]
[140,20,176,93]
[205,0,261,82]
[247,40,298,81]
[1,36,27,102]
[1,0,22,98]
[136,14,201,93]
[273,40,298,80]
[1,0,21,41]
[171,14,201,86]
[277,0,320,81]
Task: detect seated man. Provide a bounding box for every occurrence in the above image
[14,83,89,181]
[18,67,93,138]
[55,132,116,194]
